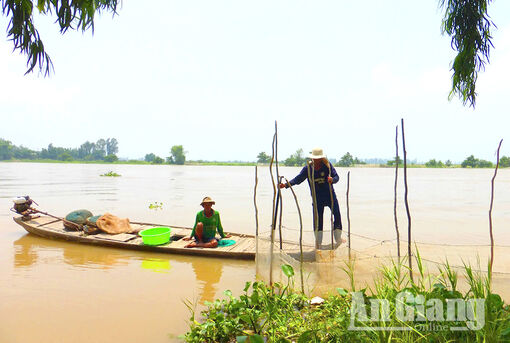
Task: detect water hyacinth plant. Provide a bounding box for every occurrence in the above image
[148,201,163,210]
[99,171,121,177]
[183,257,510,342]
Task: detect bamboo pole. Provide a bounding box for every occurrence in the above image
[278,176,283,250]
[274,123,283,250]
[254,165,259,236]
[269,125,277,286]
[285,177,305,293]
[394,125,401,258]
[346,171,351,259]
[489,139,503,277]
[401,118,412,281]
[327,162,334,249]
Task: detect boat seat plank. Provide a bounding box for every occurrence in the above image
[170,228,191,237]
[37,218,62,227]
[42,222,68,231]
[239,239,256,253]
[226,237,254,253]
[94,233,138,242]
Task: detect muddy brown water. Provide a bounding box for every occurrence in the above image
[1,163,509,342]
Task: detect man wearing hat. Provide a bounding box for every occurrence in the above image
[184,196,231,248]
[279,148,343,249]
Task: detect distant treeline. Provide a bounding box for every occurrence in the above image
[0,138,188,165]
[0,138,119,162]
[257,150,510,168]
[2,138,508,168]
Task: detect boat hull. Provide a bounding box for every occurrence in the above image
[13,215,256,260]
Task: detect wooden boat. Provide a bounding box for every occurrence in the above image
[13,214,257,260]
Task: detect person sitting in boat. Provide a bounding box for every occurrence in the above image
[184,197,231,248]
[279,148,344,249]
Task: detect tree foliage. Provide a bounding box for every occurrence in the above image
[440,0,495,107]
[256,152,270,164]
[106,138,118,156]
[168,145,186,165]
[499,156,510,168]
[1,0,497,107]
[1,0,119,75]
[386,156,403,167]
[283,149,306,166]
[336,152,365,167]
[152,156,164,164]
[0,137,118,161]
[425,159,445,168]
[144,153,156,163]
[461,154,493,168]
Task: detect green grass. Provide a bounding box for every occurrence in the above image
[183,257,510,343]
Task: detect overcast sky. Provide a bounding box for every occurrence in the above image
[1,1,509,162]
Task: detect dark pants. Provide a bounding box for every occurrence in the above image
[313,197,342,231]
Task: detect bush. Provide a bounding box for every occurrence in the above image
[104,154,118,162]
[184,262,510,343]
[461,155,493,168]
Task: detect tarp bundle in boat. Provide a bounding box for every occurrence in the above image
[64,209,93,230]
[64,210,133,234]
[96,213,134,234]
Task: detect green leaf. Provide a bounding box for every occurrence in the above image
[336,288,348,296]
[298,330,317,343]
[433,283,446,290]
[237,335,264,343]
[281,264,294,278]
[248,334,264,343]
[244,281,252,292]
[224,290,233,297]
[487,293,503,308]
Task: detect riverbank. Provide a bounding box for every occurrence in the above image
[184,263,510,342]
[0,159,479,168]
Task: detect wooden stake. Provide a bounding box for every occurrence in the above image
[285,177,305,293]
[269,124,277,286]
[394,125,401,258]
[278,176,283,250]
[401,118,413,281]
[489,139,503,277]
[274,122,283,250]
[327,162,334,249]
[254,165,259,236]
[346,170,351,259]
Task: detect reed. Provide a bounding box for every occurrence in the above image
[184,255,510,343]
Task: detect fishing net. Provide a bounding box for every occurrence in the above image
[64,209,93,229]
[252,165,510,300]
[255,225,510,300]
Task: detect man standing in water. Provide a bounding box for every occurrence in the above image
[279,148,343,249]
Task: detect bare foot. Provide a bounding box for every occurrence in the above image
[185,242,197,248]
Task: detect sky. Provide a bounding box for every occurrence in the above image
[1,0,510,163]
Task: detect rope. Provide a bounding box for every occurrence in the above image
[260,226,510,248]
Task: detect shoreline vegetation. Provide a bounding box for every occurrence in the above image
[1,138,509,168]
[183,261,510,342]
[1,159,509,169]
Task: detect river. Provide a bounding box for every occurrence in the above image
[1,163,509,342]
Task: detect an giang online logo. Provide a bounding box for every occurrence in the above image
[349,291,485,331]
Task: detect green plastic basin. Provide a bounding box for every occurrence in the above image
[139,227,171,246]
